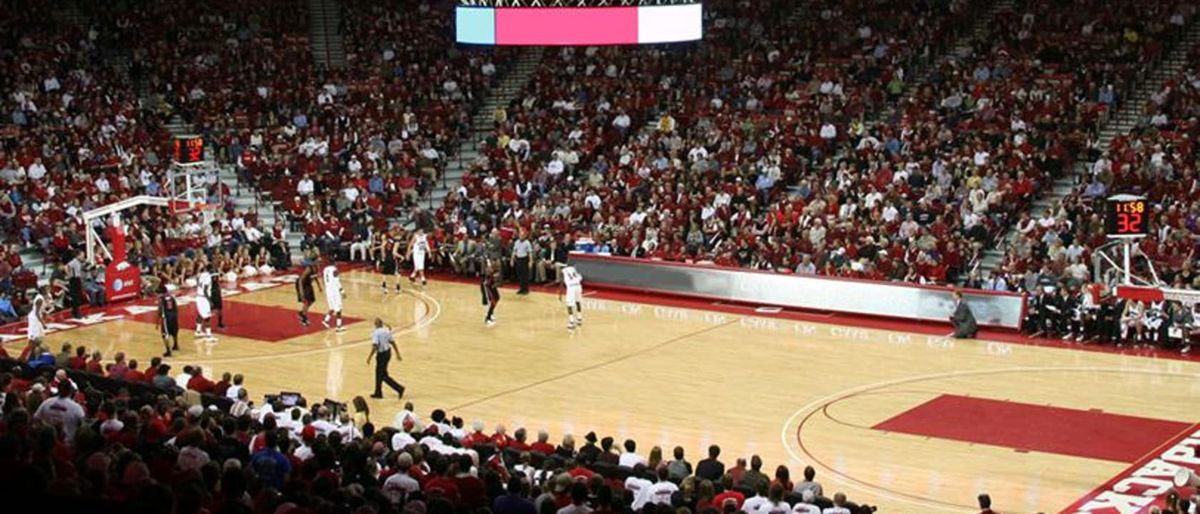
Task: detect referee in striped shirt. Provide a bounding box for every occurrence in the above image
[367,318,405,399]
[511,229,533,295]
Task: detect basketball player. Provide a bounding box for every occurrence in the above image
[561,264,584,329]
[25,285,50,357]
[407,228,430,289]
[158,285,180,357]
[376,232,396,295]
[195,268,216,341]
[322,262,345,332]
[296,264,318,326]
[385,232,404,295]
[481,262,500,326]
[209,265,225,329]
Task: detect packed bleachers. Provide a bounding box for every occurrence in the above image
[437,0,992,284]
[978,6,1200,345]
[0,349,882,514]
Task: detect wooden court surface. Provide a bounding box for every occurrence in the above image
[7,269,1200,513]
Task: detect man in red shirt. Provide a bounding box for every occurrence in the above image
[712,474,745,511]
[68,346,88,370]
[462,421,490,447]
[187,368,215,393]
[490,425,513,449]
[530,430,555,455]
[424,461,462,506]
[509,428,531,452]
[85,351,104,374]
[124,359,146,382]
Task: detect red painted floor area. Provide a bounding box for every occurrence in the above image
[130,301,362,343]
[872,394,1191,462]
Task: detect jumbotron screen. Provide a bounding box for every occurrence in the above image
[456,1,703,46]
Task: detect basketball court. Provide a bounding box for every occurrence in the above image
[4,269,1197,513]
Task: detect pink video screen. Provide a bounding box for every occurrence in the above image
[456,1,703,46]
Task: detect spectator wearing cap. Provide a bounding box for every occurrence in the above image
[294,425,318,461]
[577,431,600,463]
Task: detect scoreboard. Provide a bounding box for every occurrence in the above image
[1105,195,1150,238]
[456,0,703,46]
[172,134,205,165]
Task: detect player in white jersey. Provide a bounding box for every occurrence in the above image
[26,286,50,353]
[321,263,345,331]
[561,265,584,329]
[195,270,216,341]
[406,229,430,289]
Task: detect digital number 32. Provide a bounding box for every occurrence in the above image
[1117,212,1142,233]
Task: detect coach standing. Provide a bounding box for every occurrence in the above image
[67,252,87,318]
[512,229,533,295]
[367,318,405,399]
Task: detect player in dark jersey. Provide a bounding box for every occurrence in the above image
[158,285,180,357]
[209,265,224,329]
[481,260,500,326]
[297,264,319,326]
[379,234,398,295]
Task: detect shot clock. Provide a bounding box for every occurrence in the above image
[1105,195,1150,238]
[172,135,205,165]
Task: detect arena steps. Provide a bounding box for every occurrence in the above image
[308,0,347,69]
[880,0,1014,121]
[428,47,547,211]
[977,18,1200,278]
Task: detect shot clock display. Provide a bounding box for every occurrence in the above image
[172,135,205,164]
[1105,195,1150,238]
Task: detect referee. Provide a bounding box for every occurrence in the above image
[512,229,533,295]
[366,318,405,399]
[67,251,87,318]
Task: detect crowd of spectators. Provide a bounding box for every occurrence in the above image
[975,15,1200,347]
[425,0,989,286]
[0,346,900,514]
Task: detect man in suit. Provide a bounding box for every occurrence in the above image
[951,290,978,339]
[696,445,725,482]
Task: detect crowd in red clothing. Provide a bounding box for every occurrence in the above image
[989,35,1200,296]
[427,0,1197,289]
[1,346,893,514]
